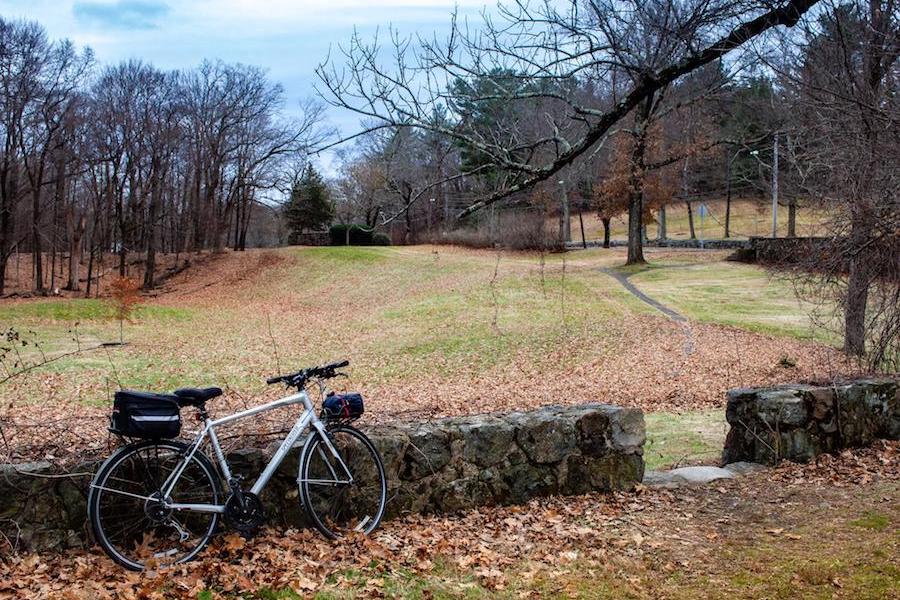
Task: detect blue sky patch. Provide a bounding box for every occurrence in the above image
[73,0,170,29]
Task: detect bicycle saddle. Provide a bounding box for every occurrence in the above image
[172,387,223,406]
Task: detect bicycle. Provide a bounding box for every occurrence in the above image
[87,360,387,571]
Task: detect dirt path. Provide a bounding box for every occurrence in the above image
[601,266,696,367]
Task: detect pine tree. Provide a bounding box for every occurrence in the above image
[284,165,334,243]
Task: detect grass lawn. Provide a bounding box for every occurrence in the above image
[0,245,848,463]
[644,410,727,470]
[622,257,830,343]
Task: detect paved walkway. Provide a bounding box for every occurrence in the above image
[601,267,695,362]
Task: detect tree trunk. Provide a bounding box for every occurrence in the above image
[559,184,570,242]
[602,217,611,248]
[143,171,162,289]
[626,97,653,266]
[686,201,696,240]
[85,246,94,298]
[405,200,414,245]
[787,199,797,237]
[66,210,84,291]
[725,155,733,238]
[31,186,44,292]
[0,167,19,295]
[843,215,872,357]
[844,259,869,357]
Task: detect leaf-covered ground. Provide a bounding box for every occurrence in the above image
[2,441,896,599]
[0,246,893,598]
[0,245,862,464]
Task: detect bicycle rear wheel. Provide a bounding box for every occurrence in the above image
[299,425,387,539]
[87,440,221,571]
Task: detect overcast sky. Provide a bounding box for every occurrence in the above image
[0,0,490,169]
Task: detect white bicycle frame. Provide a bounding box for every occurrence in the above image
[91,388,354,514]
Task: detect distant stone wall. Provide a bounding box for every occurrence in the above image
[745,236,836,266]
[0,404,644,553]
[723,378,899,465]
[566,238,750,250]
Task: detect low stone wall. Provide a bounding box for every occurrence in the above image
[723,378,899,465]
[566,238,750,251]
[0,404,644,553]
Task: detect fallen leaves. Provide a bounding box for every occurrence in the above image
[0,246,863,466]
[1,440,896,598]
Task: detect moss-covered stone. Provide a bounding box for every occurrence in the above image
[724,378,899,465]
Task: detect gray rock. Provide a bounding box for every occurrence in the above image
[758,390,809,426]
[608,407,646,453]
[723,378,899,465]
[667,466,735,484]
[456,416,514,468]
[515,412,576,464]
[642,470,687,488]
[1,402,647,552]
[402,426,451,480]
[722,461,767,476]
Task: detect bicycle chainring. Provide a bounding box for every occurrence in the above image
[223,492,266,533]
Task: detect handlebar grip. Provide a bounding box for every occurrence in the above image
[266,376,283,385]
[330,360,350,369]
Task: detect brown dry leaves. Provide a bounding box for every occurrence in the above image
[0,246,861,465]
[1,441,897,599]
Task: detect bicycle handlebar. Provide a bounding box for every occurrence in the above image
[266,360,350,387]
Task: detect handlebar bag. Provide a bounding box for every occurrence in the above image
[323,392,364,420]
[110,390,182,439]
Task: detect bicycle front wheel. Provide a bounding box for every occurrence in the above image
[87,440,221,571]
[299,425,387,539]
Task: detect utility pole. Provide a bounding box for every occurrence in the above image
[558,180,571,243]
[771,133,779,238]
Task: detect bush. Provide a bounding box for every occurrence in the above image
[425,211,563,251]
[372,232,391,246]
[329,224,390,246]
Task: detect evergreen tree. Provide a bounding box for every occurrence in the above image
[284,165,334,243]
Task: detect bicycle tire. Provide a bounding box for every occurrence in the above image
[298,425,387,539]
[87,440,221,571]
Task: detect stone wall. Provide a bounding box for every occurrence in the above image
[723,378,899,465]
[566,238,750,251]
[0,403,644,553]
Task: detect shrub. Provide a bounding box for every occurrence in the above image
[329,224,389,246]
[107,276,142,344]
[426,211,563,251]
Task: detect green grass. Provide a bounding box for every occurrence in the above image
[1,246,837,414]
[0,298,193,322]
[626,259,832,343]
[644,410,727,470]
[851,512,890,531]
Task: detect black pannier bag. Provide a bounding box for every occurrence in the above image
[322,392,364,420]
[110,391,182,439]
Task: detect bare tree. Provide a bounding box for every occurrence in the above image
[774,0,898,366]
[317,0,821,261]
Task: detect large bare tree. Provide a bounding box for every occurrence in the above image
[317,0,822,262]
[775,0,898,366]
